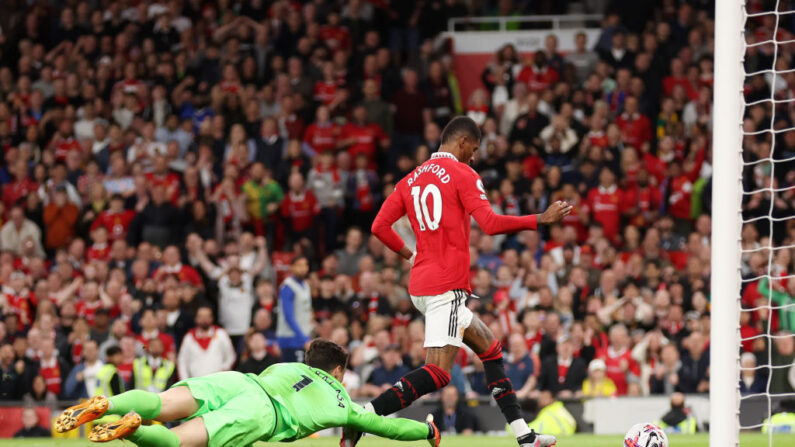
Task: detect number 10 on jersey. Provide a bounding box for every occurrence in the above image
[410,185,442,231]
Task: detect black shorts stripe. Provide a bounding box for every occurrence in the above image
[449,290,463,338]
[448,291,456,337]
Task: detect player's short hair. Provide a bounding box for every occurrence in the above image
[440,116,481,145]
[305,338,349,373]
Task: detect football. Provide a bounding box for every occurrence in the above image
[624,423,669,447]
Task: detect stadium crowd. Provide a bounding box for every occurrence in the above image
[0,0,793,425]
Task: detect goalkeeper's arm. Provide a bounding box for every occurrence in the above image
[346,404,434,441]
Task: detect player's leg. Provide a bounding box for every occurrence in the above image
[55,387,178,433]
[369,290,470,416]
[463,316,555,447]
[369,345,456,416]
[107,386,198,421]
[166,416,209,447]
[88,413,204,447]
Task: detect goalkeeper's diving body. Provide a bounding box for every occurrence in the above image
[55,339,441,447]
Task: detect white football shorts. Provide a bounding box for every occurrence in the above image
[410,289,474,348]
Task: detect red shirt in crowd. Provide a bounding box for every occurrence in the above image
[280,190,320,232]
[4,290,34,327]
[145,171,182,204]
[153,263,203,286]
[313,81,339,106]
[616,112,652,148]
[53,136,82,162]
[585,184,623,242]
[667,175,694,220]
[2,177,38,207]
[303,122,339,153]
[118,362,133,385]
[39,357,63,395]
[624,184,662,227]
[76,299,103,326]
[318,25,351,52]
[600,346,640,396]
[517,65,560,93]
[91,209,137,241]
[136,330,176,358]
[340,122,388,166]
[662,75,697,99]
[86,243,111,262]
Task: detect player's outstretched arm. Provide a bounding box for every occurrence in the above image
[470,200,572,235]
[346,405,436,442]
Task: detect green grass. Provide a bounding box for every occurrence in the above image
[1,434,793,447]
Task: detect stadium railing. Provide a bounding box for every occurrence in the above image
[447,14,604,32]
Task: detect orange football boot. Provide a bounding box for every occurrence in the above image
[55,395,110,433]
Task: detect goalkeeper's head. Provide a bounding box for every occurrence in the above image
[305,338,349,382]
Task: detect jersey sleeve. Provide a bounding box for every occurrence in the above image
[456,166,492,215]
[370,184,408,253]
[346,403,430,441]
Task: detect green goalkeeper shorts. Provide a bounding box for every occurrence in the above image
[173,371,277,447]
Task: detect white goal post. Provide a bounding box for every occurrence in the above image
[711,0,744,446]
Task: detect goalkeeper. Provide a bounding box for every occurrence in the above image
[55,339,441,447]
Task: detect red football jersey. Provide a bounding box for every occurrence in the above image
[91,209,137,240]
[373,152,538,296]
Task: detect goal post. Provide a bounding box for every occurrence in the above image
[711,0,745,446]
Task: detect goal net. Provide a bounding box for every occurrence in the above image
[713,0,795,446]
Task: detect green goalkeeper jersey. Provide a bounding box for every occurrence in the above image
[253,362,430,442]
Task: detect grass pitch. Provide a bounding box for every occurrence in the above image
[1,433,794,447]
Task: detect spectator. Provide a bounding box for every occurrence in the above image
[134,308,176,361]
[739,352,766,395]
[63,339,103,399]
[36,337,69,398]
[193,236,269,346]
[127,185,181,249]
[0,343,23,400]
[308,151,345,252]
[132,337,176,393]
[505,333,536,399]
[177,306,235,379]
[390,68,430,161]
[0,206,45,257]
[361,344,410,397]
[98,319,133,363]
[431,385,481,435]
[538,337,587,397]
[160,288,194,350]
[770,331,795,395]
[277,256,313,363]
[241,162,284,238]
[527,390,577,437]
[678,331,710,394]
[96,345,125,398]
[351,271,393,322]
[650,344,682,395]
[23,374,57,406]
[581,359,617,397]
[335,227,367,276]
[13,408,50,438]
[280,172,320,247]
[600,324,640,396]
[237,332,277,375]
[657,392,698,434]
[762,400,795,434]
[566,32,600,85]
